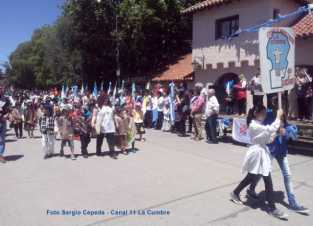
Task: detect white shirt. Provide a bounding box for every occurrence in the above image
[145,95,153,111]
[152,96,158,110]
[97,106,116,134]
[205,95,219,117]
[242,118,280,176]
[251,76,264,96]
[157,96,164,112]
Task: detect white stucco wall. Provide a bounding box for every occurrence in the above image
[192,0,308,85]
[296,38,313,66]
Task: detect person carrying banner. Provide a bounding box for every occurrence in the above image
[230,105,288,220]
[246,112,309,214]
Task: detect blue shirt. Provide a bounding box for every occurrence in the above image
[263,108,288,158]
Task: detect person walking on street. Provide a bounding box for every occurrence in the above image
[230,106,288,220]
[247,114,309,214]
[39,105,55,159]
[75,107,92,158]
[0,107,7,163]
[96,96,117,158]
[56,108,76,160]
[9,103,23,139]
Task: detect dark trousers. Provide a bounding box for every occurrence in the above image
[234,173,276,210]
[177,117,186,135]
[225,101,234,115]
[80,134,91,155]
[298,97,311,120]
[96,132,115,155]
[14,122,23,138]
[205,114,218,142]
[188,115,193,133]
[237,98,246,115]
[253,95,264,107]
[144,110,152,128]
[156,111,164,130]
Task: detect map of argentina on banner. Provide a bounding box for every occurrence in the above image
[259,27,296,94]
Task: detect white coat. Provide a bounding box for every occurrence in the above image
[96,106,116,134]
[242,118,280,176]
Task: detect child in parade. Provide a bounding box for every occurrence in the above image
[126,107,137,151]
[114,106,129,154]
[74,107,92,158]
[24,101,37,138]
[96,95,117,158]
[230,105,288,220]
[38,105,55,159]
[56,108,76,160]
[133,102,145,141]
[162,102,171,132]
[247,113,309,214]
[142,90,153,128]
[9,103,23,139]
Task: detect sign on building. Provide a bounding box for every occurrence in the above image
[259,27,295,94]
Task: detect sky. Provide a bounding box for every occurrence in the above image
[0,0,63,70]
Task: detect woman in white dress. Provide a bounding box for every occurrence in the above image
[230,105,288,220]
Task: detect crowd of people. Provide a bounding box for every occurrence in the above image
[223,67,313,122]
[0,79,310,220]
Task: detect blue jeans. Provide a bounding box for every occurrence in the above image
[0,121,6,156]
[275,155,299,208]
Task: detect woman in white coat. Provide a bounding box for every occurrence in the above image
[230,105,288,220]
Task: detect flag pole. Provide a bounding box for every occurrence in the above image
[278,92,282,109]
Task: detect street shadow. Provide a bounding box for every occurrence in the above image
[5,132,16,137]
[244,190,289,219]
[288,147,313,157]
[5,154,24,162]
[5,139,18,143]
[218,135,233,144]
[204,191,288,225]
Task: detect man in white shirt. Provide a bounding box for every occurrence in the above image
[205,89,219,144]
[96,98,116,157]
[156,92,165,130]
[250,69,264,107]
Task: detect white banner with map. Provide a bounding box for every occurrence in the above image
[259,27,296,94]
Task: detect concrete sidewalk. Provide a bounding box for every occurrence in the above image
[0,129,312,226]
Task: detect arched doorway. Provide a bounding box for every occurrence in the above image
[214,73,239,114]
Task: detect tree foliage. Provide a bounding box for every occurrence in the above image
[7,0,201,88]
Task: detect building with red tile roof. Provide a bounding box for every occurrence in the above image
[292,13,313,38]
[181,0,313,112]
[152,54,193,82]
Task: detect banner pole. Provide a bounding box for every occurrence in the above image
[278,92,282,109]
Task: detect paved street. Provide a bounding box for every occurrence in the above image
[1,129,313,226]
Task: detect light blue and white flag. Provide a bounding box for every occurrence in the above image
[61,84,66,99]
[107,82,112,95]
[131,82,136,98]
[92,81,98,97]
[112,83,117,106]
[72,85,78,97]
[169,82,176,123]
[146,81,151,90]
[121,80,125,90]
[80,83,85,95]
